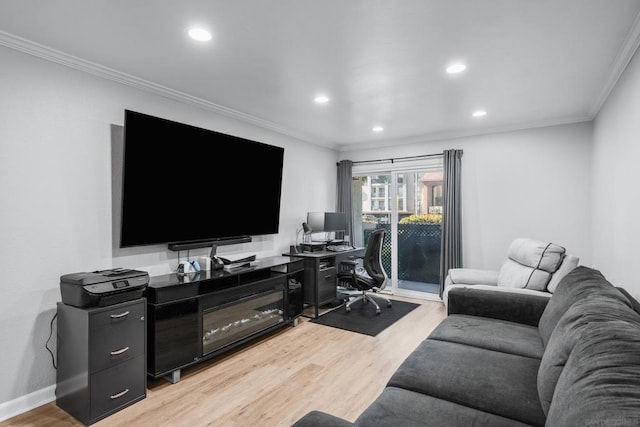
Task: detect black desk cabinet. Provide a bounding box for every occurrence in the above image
[284,248,365,318]
[56,299,146,425]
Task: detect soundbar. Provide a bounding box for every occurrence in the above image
[168,236,252,251]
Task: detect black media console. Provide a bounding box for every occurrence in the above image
[145,255,304,383]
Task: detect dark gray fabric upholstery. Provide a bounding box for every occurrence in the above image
[387,339,545,427]
[292,267,640,427]
[537,266,631,347]
[355,387,532,427]
[292,410,356,427]
[429,314,544,359]
[537,294,640,415]
[447,287,550,326]
[545,311,640,426]
[618,286,640,315]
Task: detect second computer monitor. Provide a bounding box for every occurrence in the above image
[324,212,346,232]
[306,211,346,233]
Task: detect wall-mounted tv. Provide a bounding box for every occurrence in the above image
[120,109,284,248]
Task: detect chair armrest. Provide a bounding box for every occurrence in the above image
[447,287,550,327]
[448,268,499,286]
[292,411,356,427]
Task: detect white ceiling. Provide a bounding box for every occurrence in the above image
[1,1,640,151]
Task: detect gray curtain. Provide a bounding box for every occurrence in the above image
[439,149,463,297]
[336,160,353,242]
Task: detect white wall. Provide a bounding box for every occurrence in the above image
[592,48,640,299]
[0,45,338,411]
[340,122,593,271]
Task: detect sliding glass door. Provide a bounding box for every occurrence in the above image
[351,157,443,299]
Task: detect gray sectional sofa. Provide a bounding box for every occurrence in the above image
[293,266,640,426]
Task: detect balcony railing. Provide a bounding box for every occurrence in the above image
[364,223,441,285]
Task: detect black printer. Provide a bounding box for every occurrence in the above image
[60,268,149,308]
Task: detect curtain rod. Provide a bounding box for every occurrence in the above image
[338,152,444,166]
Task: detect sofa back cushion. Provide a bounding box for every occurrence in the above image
[544,305,640,426]
[537,294,637,415]
[497,238,566,291]
[546,254,579,293]
[537,266,630,347]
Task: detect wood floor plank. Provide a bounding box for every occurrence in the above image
[1,297,445,427]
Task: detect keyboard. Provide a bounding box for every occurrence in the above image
[326,245,352,252]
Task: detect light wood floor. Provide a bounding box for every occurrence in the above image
[2,296,445,427]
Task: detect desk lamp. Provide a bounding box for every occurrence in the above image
[294,222,313,253]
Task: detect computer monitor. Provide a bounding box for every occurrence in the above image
[324,212,346,232]
[306,212,325,233]
[306,212,347,232]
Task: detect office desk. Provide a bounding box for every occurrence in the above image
[282,247,364,318]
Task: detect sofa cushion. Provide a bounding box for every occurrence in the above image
[545,309,640,426]
[498,259,552,291]
[445,284,552,300]
[506,238,566,273]
[355,387,533,427]
[545,254,579,293]
[429,314,544,359]
[448,268,499,286]
[292,411,356,427]
[387,339,545,427]
[537,266,631,347]
[537,294,639,415]
[447,286,551,327]
[496,238,565,291]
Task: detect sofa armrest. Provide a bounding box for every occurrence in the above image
[447,287,550,326]
[292,411,356,427]
[448,268,499,286]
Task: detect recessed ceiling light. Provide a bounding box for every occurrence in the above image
[472,110,487,117]
[372,126,384,132]
[188,28,212,42]
[446,63,467,74]
[314,95,329,104]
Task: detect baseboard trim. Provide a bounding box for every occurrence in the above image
[0,385,55,422]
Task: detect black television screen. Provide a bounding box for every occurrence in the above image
[120,109,284,248]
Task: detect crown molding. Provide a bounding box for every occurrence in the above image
[588,10,640,118]
[0,30,335,149]
[337,115,593,152]
[0,24,632,153]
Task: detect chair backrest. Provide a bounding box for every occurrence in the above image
[363,228,387,290]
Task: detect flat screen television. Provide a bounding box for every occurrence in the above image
[120,109,284,248]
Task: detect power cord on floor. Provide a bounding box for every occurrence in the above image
[46,312,57,369]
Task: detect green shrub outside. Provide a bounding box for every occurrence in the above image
[399,214,442,224]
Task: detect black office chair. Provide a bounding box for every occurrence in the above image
[337,228,392,315]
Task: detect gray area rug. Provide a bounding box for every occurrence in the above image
[310,299,420,336]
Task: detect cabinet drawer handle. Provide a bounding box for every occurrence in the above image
[110,311,130,319]
[110,389,129,399]
[324,275,333,279]
[110,346,130,356]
